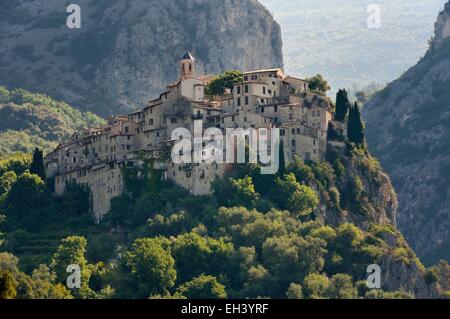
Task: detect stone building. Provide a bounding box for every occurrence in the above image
[45,51,333,220]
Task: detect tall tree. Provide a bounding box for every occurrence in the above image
[30,148,46,180]
[335,89,351,122]
[347,102,365,147]
[278,140,286,176]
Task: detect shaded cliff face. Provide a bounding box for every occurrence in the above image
[363,2,450,264]
[0,0,283,115]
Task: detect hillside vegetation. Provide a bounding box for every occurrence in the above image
[0,144,448,299]
[0,87,105,154]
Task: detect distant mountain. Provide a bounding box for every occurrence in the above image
[0,87,105,154]
[0,0,283,116]
[363,2,450,264]
[260,0,447,91]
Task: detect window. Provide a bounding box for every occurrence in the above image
[292,140,296,147]
[263,86,266,94]
[274,106,278,112]
[261,107,265,113]
[237,86,241,94]
[171,118,178,124]
[244,76,248,81]
[125,126,129,133]
[237,98,241,106]
[149,119,154,125]
[280,129,285,136]
[317,110,321,116]
[292,129,295,134]
[312,111,316,117]
[289,114,293,120]
[245,85,249,93]
[245,96,249,105]
[313,139,316,146]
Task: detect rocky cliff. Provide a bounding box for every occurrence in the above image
[363,1,450,264]
[0,0,283,115]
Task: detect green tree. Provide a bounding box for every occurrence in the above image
[172,233,233,283]
[56,181,91,217]
[30,148,46,180]
[213,176,259,209]
[303,273,330,299]
[31,264,73,299]
[335,89,351,122]
[172,233,212,283]
[205,71,243,96]
[176,275,227,299]
[274,174,319,217]
[0,152,32,176]
[123,237,176,298]
[286,282,303,299]
[306,74,331,93]
[0,86,11,103]
[50,236,93,298]
[0,171,17,197]
[3,171,50,225]
[347,102,365,147]
[0,270,17,299]
[262,235,327,296]
[327,274,358,299]
[278,140,286,176]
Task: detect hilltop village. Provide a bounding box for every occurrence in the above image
[45,52,334,220]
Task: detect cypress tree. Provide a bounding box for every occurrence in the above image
[335,89,350,122]
[347,102,365,147]
[278,139,286,176]
[30,148,46,180]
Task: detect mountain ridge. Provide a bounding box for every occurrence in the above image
[363,1,450,264]
[0,0,283,116]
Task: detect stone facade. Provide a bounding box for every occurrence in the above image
[45,52,333,221]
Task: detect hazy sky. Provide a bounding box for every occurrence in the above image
[259,0,447,91]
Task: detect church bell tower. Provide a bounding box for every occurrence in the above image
[180,51,195,80]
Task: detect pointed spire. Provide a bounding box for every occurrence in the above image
[181,51,195,60]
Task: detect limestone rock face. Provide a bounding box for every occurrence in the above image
[363,1,450,264]
[0,0,283,115]
[434,2,450,49]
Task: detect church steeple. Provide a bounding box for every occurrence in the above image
[180,51,195,79]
